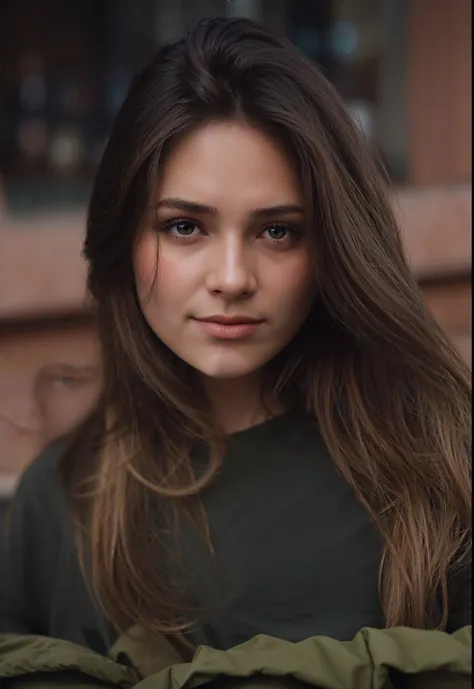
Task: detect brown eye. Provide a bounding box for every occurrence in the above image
[160,218,203,239]
[174,220,197,236]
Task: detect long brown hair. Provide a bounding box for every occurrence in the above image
[62,17,471,635]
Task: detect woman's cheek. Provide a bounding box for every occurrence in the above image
[133,232,159,295]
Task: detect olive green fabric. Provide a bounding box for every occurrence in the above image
[0,626,471,689]
[108,626,187,678]
[0,633,137,688]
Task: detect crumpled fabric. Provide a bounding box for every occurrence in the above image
[0,625,471,689]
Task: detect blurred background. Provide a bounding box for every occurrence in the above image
[0,0,471,509]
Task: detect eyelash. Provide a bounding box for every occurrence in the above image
[159,217,300,245]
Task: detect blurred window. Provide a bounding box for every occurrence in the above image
[283,0,408,181]
[0,0,407,215]
[0,0,156,214]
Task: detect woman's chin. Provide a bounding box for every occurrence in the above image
[190,354,266,381]
[197,364,260,380]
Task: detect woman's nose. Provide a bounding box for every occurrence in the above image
[206,234,257,299]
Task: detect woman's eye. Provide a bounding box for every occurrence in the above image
[262,225,292,242]
[51,375,82,388]
[165,220,200,237]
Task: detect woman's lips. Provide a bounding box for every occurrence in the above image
[194,318,262,340]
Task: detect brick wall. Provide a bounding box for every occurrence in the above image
[421,279,472,366]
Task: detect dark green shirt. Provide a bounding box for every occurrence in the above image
[0,411,470,655]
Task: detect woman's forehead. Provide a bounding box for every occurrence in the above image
[156,120,303,210]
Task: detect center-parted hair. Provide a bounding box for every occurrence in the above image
[61,17,471,635]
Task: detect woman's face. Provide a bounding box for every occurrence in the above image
[0,325,101,476]
[134,120,315,381]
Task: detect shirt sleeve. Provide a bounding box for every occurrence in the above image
[0,445,64,634]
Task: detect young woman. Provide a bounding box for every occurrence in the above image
[1,17,471,661]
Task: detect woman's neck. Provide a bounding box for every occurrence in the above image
[200,372,284,435]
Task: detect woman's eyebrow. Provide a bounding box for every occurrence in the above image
[156,198,217,214]
[250,204,305,219]
[155,197,305,218]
